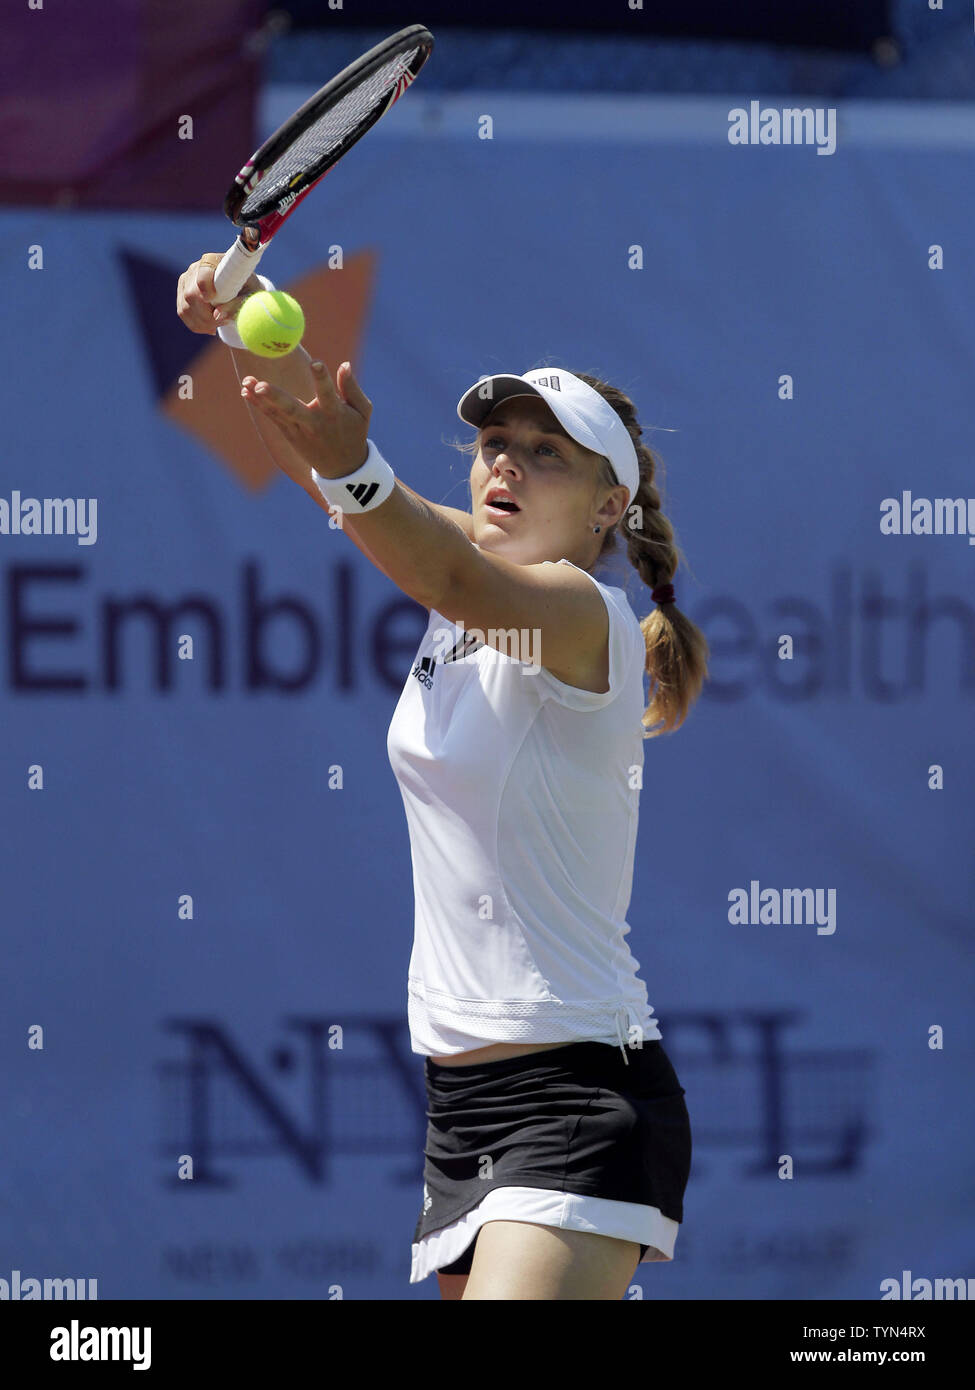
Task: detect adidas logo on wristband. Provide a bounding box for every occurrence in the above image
[344,480,382,507]
[311,441,396,514]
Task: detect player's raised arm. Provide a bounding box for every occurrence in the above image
[237,354,474,611]
[176,253,474,584]
[235,356,613,689]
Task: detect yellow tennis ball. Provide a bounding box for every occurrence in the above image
[236,289,305,357]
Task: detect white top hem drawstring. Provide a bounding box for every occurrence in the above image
[615,1005,631,1065]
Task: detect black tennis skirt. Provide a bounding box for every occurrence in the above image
[411,1038,691,1281]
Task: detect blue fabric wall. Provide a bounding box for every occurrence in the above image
[1,93,972,1299]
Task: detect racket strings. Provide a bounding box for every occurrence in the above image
[239,46,422,218]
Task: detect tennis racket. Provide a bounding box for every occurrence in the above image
[213,23,434,302]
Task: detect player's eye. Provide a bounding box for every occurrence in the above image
[483,435,560,458]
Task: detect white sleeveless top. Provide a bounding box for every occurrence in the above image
[386,556,662,1063]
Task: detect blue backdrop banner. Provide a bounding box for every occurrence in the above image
[1,91,972,1300]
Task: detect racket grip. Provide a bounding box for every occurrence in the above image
[214,233,267,302]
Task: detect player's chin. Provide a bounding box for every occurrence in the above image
[474,527,523,558]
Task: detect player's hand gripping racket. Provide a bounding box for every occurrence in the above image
[213,23,434,302]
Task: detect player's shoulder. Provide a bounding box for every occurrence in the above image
[536,556,630,607]
[533,555,599,586]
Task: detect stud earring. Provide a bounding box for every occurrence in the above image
[593,525,601,534]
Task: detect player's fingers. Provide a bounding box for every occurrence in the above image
[336,362,372,421]
[211,271,277,327]
[309,359,340,410]
[193,255,243,311]
[210,290,252,326]
[180,255,263,335]
[248,381,302,415]
[178,262,221,336]
[244,383,296,426]
[193,258,218,304]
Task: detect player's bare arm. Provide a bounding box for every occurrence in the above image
[235,352,610,683]
[176,253,474,584]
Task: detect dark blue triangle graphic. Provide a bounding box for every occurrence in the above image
[118,246,214,397]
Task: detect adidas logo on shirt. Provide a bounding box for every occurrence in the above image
[411,632,483,689]
[411,656,435,689]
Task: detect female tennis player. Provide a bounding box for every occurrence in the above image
[177,255,710,1301]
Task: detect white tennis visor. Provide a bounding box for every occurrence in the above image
[456,367,640,508]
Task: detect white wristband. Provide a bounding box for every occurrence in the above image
[217,274,277,349]
[311,439,396,515]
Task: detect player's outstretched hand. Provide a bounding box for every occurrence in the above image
[177,253,265,335]
[240,361,372,481]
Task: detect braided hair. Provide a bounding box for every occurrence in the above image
[573,372,710,737]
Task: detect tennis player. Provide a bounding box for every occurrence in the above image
[177,255,710,1300]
